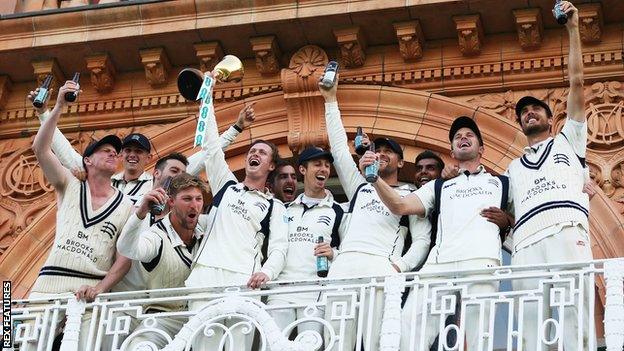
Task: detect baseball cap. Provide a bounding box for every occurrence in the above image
[122,133,151,152]
[298,146,334,166]
[449,116,483,145]
[515,96,553,120]
[83,134,122,158]
[373,137,404,159]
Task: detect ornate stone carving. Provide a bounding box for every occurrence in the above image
[194,42,224,73]
[333,26,367,68]
[393,21,425,62]
[464,89,552,122]
[282,45,329,153]
[584,82,624,149]
[453,15,483,56]
[0,75,12,110]
[513,9,543,51]
[31,59,64,94]
[578,4,603,44]
[139,47,171,88]
[85,54,116,93]
[250,36,281,75]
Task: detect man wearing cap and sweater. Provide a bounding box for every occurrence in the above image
[365,116,510,351]
[319,79,431,351]
[266,146,344,339]
[507,3,593,350]
[25,80,134,351]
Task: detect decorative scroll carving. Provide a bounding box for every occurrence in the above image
[139,48,171,88]
[333,26,367,68]
[282,45,329,153]
[453,15,483,56]
[584,82,624,149]
[85,54,116,94]
[578,4,603,44]
[194,42,224,73]
[0,76,12,110]
[250,36,281,75]
[513,9,543,51]
[31,59,64,94]
[464,89,552,122]
[393,21,425,62]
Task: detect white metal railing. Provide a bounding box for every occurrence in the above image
[8,259,624,351]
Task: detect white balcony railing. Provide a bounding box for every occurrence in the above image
[9,259,624,351]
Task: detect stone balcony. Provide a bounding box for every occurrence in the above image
[8,258,624,351]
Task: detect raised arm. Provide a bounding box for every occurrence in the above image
[319,80,366,200]
[563,2,584,122]
[32,82,79,191]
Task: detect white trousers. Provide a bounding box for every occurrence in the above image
[324,252,396,351]
[401,258,499,351]
[511,225,595,351]
[186,265,254,351]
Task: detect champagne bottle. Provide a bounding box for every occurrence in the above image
[354,126,368,156]
[32,75,53,108]
[320,61,339,89]
[64,73,80,102]
[365,142,379,183]
[553,0,568,25]
[316,236,329,278]
[150,176,172,216]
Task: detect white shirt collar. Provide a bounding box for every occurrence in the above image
[292,189,335,207]
[162,214,203,248]
[523,137,553,154]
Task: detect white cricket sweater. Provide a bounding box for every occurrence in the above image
[190,109,288,282]
[415,166,508,264]
[324,102,431,272]
[274,191,344,281]
[507,119,589,250]
[31,177,133,294]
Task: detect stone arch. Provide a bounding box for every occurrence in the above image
[2,85,622,298]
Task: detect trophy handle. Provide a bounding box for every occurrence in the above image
[177,68,204,101]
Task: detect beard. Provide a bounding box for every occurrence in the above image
[522,120,550,136]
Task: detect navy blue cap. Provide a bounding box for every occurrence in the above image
[122,133,151,152]
[449,116,483,145]
[373,137,403,159]
[298,146,334,166]
[83,135,122,158]
[515,96,553,119]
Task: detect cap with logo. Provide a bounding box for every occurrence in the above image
[298,146,334,166]
[373,137,404,159]
[83,134,122,158]
[449,116,483,145]
[515,96,553,119]
[122,133,151,152]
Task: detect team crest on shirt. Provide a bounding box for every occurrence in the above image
[553,153,570,166]
[488,179,500,188]
[317,215,331,226]
[253,202,268,211]
[100,222,118,239]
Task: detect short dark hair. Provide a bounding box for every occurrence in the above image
[415,150,444,171]
[155,152,189,171]
[268,159,294,185]
[249,139,280,166]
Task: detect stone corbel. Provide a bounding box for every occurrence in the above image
[31,59,64,94]
[513,8,543,51]
[393,20,425,62]
[0,76,12,110]
[194,42,224,73]
[249,36,281,75]
[453,15,484,56]
[333,26,367,68]
[139,47,171,88]
[85,54,116,94]
[578,4,603,44]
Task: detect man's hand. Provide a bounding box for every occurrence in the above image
[318,75,338,103]
[55,80,81,109]
[314,242,334,260]
[75,284,103,302]
[27,87,53,115]
[358,150,377,174]
[556,1,578,29]
[247,272,269,289]
[480,207,512,229]
[235,102,257,130]
[391,263,401,273]
[441,164,460,180]
[136,188,167,220]
[583,180,598,200]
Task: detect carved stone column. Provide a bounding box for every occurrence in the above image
[31,59,64,94]
[453,15,484,56]
[513,9,543,51]
[333,26,367,68]
[578,4,603,44]
[139,48,171,88]
[85,54,116,94]
[250,36,281,75]
[281,45,330,153]
[194,42,224,73]
[0,76,12,111]
[393,21,425,62]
